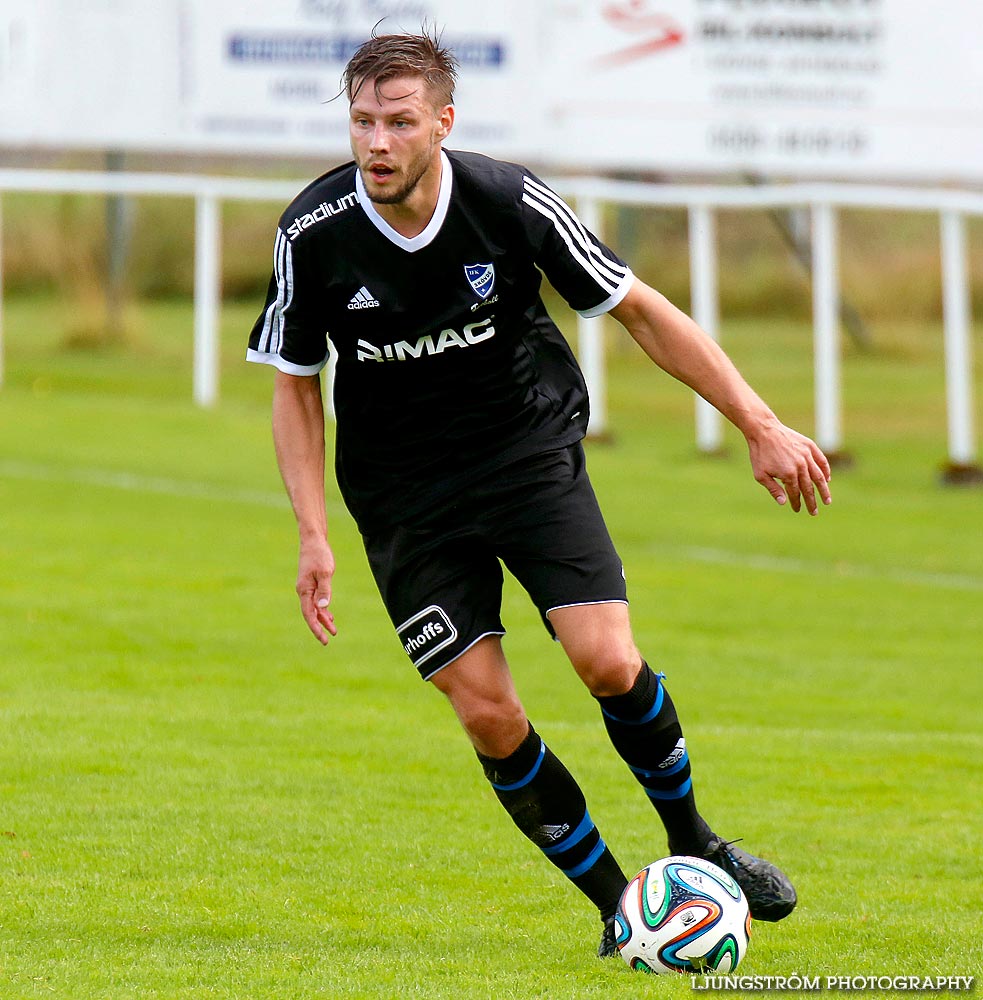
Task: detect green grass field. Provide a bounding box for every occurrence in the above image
[1,295,981,998]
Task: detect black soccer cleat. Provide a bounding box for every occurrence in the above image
[698,836,797,922]
[597,915,619,959]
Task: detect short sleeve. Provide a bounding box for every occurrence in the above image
[246,228,330,375]
[520,172,634,318]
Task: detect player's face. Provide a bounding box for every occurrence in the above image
[349,75,453,206]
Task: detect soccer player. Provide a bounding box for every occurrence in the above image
[247,30,831,957]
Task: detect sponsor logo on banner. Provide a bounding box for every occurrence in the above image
[397,605,458,666]
[464,262,496,300]
[595,4,685,70]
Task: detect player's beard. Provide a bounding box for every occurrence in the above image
[359,138,437,206]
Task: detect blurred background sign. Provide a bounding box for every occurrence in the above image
[2,1,981,182]
[178,0,539,159]
[540,0,983,183]
[0,0,539,160]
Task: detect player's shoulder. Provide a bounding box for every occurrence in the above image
[277,160,360,244]
[447,149,566,227]
[446,149,533,209]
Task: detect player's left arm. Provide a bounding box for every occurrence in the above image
[610,278,832,515]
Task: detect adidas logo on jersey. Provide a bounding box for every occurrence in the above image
[347,286,380,310]
[356,317,495,362]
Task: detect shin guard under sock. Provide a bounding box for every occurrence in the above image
[596,664,713,855]
[477,724,628,918]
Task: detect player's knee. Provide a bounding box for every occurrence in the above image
[454,693,528,758]
[572,642,643,699]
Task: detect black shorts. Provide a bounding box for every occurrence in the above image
[361,444,628,681]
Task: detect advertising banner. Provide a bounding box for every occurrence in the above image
[0,0,980,182]
[0,0,179,149]
[0,0,536,159]
[178,0,539,158]
[539,0,983,182]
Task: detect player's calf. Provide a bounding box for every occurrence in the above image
[595,663,714,854]
[476,723,628,922]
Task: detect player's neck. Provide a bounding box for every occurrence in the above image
[373,154,444,239]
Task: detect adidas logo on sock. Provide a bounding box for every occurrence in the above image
[658,738,687,770]
[348,285,380,310]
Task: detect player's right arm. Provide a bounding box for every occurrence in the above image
[272,370,338,644]
[610,279,832,515]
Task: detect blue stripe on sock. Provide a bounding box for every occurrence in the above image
[562,838,607,878]
[628,751,690,779]
[543,810,594,857]
[600,672,666,726]
[490,740,546,791]
[643,777,693,801]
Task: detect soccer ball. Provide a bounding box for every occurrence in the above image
[614,855,751,974]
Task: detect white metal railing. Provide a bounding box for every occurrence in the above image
[567,178,983,473]
[0,169,303,406]
[0,168,980,473]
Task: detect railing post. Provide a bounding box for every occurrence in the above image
[193,192,221,408]
[811,201,845,460]
[939,209,982,482]
[577,195,608,439]
[689,202,723,453]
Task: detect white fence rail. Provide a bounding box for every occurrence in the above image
[0,169,302,407]
[0,169,980,475]
[568,178,983,477]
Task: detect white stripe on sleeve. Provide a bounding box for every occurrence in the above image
[522,176,629,286]
[259,229,294,355]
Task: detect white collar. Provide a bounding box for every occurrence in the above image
[355,149,453,253]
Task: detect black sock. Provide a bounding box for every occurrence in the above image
[477,724,627,918]
[596,664,713,855]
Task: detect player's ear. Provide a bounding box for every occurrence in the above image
[436,104,454,141]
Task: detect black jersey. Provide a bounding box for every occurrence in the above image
[247,149,634,530]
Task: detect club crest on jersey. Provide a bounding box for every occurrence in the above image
[464,262,495,300]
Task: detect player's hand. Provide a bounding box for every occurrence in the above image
[747,419,832,515]
[296,538,338,644]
